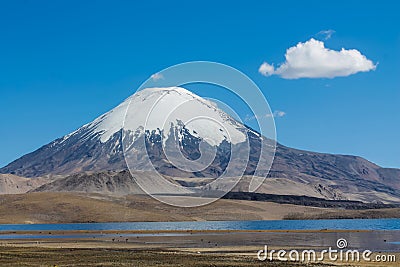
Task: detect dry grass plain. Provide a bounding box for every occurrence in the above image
[0,192,399,224]
[0,236,398,267]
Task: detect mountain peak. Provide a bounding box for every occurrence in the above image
[67,86,247,146]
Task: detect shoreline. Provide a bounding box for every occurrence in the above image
[1,229,399,250]
[0,217,400,225]
[0,229,374,234]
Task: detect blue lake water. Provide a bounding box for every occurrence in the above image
[0,233,189,239]
[0,219,399,232]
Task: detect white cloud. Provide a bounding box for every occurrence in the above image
[150,73,164,81]
[317,29,335,40]
[245,110,286,121]
[259,38,377,79]
[258,62,275,76]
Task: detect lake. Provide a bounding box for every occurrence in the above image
[0,218,399,232]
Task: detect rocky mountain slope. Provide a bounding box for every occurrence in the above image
[0,174,49,194]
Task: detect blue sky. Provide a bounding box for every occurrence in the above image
[0,1,399,168]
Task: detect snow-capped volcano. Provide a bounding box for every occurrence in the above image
[1,87,266,178]
[1,86,400,203]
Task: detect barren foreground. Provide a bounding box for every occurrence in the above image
[0,246,332,267]
[1,229,399,266]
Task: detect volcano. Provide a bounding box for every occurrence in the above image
[1,87,399,203]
